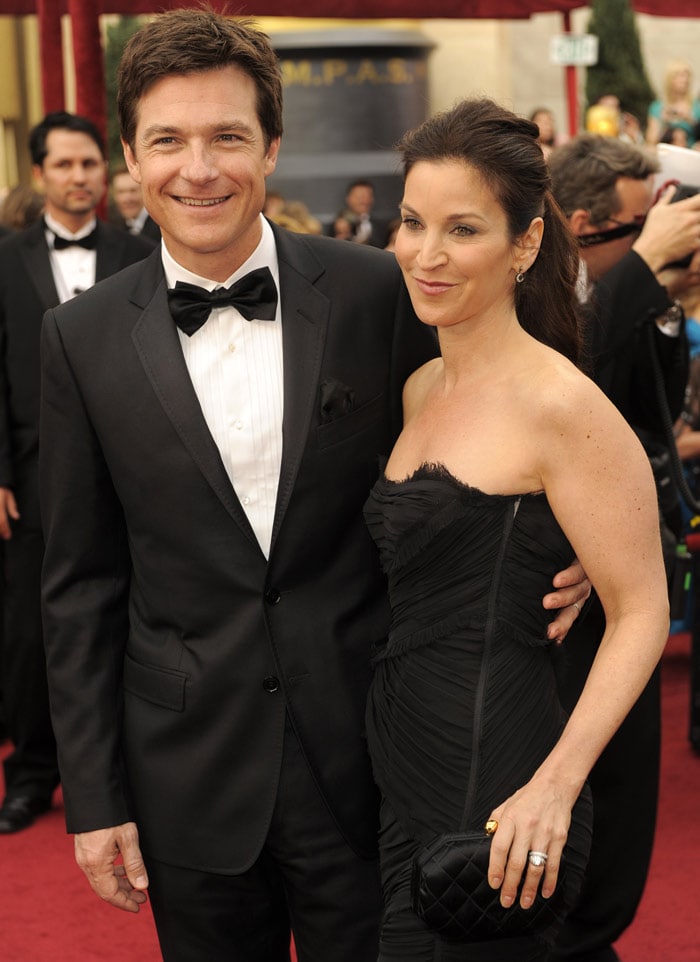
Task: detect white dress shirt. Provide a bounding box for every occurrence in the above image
[162,216,283,558]
[577,256,681,337]
[44,212,97,303]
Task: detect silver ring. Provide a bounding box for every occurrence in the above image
[572,602,581,614]
[528,851,548,868]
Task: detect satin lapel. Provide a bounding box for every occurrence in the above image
[18,221,59,311]
[269,228,329,554]
[129,259,259,547]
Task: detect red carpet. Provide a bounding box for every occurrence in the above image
[614,630,700,961]
[0,635,698,961]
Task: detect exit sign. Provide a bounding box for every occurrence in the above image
[549,34,599,67]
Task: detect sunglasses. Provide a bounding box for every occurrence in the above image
[578,215,646,248]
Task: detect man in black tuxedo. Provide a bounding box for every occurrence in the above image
[0,112,152,835]
[39,12,587,961]
[337,178,392,248]
[549,135,700,962]
[109,166,161,246]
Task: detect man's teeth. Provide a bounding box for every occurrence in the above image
[179,197,225,206]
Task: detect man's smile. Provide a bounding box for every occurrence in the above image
[175,195,231,207]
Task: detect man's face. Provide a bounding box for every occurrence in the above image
[33,129,106,229]
[346,185,374,217]
[577,176,653,282]
[123,66,280,281]
[111,171,143,221]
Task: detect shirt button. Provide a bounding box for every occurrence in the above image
[263,676,280,693]
[228,343,236,353]
[242,496,250,505]
[265,588,281,605]
[235,420,244,430]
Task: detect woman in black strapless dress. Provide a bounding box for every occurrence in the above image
[364,99,670,961]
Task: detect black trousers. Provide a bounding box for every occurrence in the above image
[551,601,661,962]
[146,718,383,962]
[1,522,59,802]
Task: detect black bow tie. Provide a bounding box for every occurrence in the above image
[52,229,98,250]
[167,267,278,336]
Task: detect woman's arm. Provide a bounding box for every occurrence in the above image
[487,368,669,910]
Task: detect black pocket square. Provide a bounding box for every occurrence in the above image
[319,378,355,424]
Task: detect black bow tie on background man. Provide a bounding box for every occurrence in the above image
[167,266,278,337]
[52,229,98,250]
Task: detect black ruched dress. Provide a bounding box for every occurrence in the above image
[364,463,593,962]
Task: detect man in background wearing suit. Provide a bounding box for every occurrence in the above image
[109,166,161,246]
[0,111,152,834]
[39,12,587,961]
[337,178,391,248]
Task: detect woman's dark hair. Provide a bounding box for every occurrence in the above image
[396,98,582,364]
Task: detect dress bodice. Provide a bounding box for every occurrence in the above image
[365,462,574,662]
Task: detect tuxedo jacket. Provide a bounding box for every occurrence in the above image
[39,225,438,873]
[586,249,689,433]
[0,219,153,528]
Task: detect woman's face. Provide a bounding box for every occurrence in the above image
[394,159,540,332]
[670,66,691,97]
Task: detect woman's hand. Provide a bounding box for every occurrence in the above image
[486,776,576,909]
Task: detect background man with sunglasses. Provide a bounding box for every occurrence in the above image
[549,134,700,962]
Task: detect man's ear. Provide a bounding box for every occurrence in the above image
[122,139,141,185]
[32,163,45,193]
[568,208,593,239]
[264,137,281,178]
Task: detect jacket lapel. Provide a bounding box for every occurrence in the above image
[18,220,59,311]
[129,229,331,556]
[269,226,329,553]
[129,253,259,547]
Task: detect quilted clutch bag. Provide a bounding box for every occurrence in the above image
[411,830,569,942]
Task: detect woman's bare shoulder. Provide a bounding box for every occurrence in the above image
[522,344,604,424]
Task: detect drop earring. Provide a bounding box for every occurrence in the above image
[515,269,526,283]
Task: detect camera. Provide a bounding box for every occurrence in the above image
[664,182,700,270]
[670,183,700,203]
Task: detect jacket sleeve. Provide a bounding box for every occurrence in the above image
[588,249,689,432]
[0,291,13,488]
[39,307,133,833]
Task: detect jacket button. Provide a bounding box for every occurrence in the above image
[263,676,280,693]
[265,588,281,605]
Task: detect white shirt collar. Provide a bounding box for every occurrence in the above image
[576,258,591,304]
[126,207,149,232]
[44,211,97,244]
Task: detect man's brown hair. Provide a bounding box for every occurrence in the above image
[117,8,283,153]
[549,134,659,226]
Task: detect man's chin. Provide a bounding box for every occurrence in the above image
[66,201,98,215]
